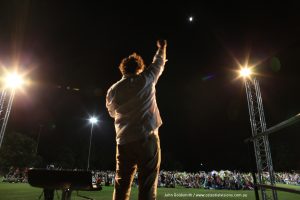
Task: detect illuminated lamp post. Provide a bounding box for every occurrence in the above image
[0,72,24,149]
[87,116,98,171]
[239,66,278,200]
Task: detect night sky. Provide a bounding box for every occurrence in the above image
[1,1,300,171]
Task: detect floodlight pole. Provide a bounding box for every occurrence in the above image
[244,77,278,200]
[0,89,15,149]
[35,125,43,155]
[87,123,94,171]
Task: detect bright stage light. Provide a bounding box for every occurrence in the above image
[89,117,98,124]
[188,16,193,22]
[240,67,252,78]
[4,72,24,89]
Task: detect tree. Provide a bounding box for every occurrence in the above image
[0,132,42,173]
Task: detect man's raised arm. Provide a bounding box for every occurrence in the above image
[144,40,167,84]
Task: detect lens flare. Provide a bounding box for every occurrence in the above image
[4,72,24,89]
[89,117,98,124]
[240,68,252,77]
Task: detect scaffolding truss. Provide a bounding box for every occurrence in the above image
[0,88,15,149]
[244,78,278,200]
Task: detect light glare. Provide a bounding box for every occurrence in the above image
[89,117,98,124]
[4,73,24,89]
[240,68,252,77]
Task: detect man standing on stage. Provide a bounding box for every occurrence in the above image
[106,40,167,200]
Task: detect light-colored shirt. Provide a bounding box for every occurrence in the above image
[106,47,167,145]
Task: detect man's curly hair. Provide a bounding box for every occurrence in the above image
[119,52,145,76]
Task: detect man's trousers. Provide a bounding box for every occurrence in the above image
[113,133,161,200]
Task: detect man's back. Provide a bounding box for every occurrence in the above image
[106,45,166,145]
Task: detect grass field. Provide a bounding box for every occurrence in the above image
[0,182,299,200]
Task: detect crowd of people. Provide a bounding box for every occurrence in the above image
[158,170,254,189]
[2,167,300,191]
[92,170,300,190]
[2,167,29,183]
[275,172,300,185]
